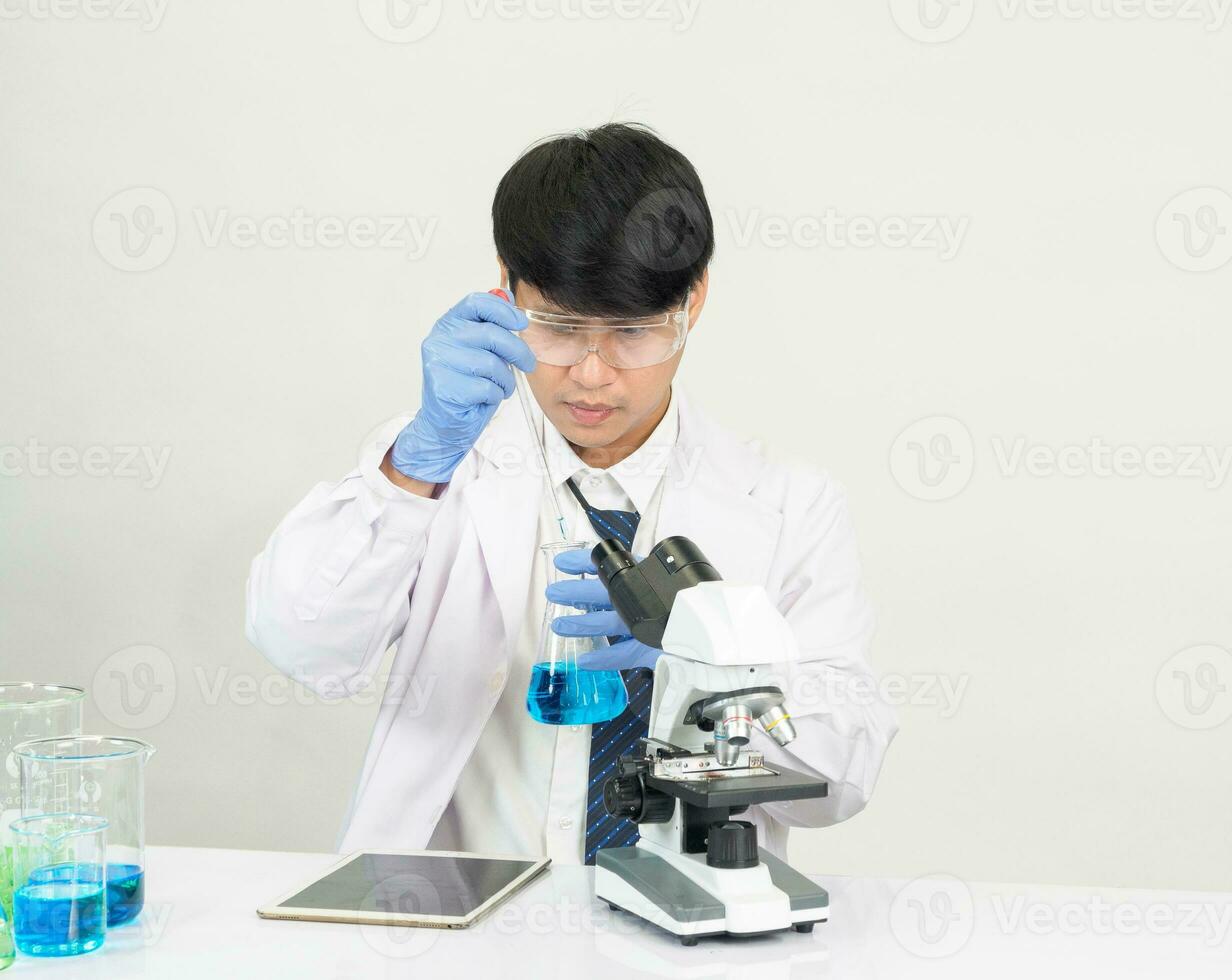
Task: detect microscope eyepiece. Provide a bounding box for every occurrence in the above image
[592,538,636,582]
[590,535,722,648]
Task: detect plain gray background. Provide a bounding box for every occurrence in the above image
[2,0,1230,892]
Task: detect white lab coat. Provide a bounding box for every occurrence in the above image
[246,389,898,856]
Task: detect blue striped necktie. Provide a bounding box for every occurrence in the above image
[564,477,653,865]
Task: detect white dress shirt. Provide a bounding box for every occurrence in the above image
[427,393,679,864]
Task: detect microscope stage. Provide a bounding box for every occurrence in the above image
[644,762,828,809]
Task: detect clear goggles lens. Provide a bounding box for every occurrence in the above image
[518,301,689,369]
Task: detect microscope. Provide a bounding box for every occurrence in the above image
[590,536,831,945]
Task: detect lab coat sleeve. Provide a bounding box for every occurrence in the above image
[245,416,443,699]
[749,473,898,828]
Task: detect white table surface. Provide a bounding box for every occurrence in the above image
[10,845,1231,978]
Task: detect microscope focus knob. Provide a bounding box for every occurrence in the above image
[706,820,759,870]
[603,774,674,824]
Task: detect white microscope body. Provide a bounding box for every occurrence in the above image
[592,567,831,945]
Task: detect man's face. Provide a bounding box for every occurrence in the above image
[508,278,703,458]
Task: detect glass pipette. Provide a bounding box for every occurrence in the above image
[514,368,569,541]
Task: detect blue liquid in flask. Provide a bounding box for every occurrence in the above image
[526,663,628,725]
[13,878,106,957]
[30,862,144,927]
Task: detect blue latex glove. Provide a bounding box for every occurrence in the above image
[389,290,535,483]
[547,548,663,672]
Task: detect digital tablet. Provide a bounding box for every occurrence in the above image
[257,849,551,929]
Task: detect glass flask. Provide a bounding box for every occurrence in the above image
[9,814,108,957]
[526,541,629,725]
[0,684,84,933]
[15,737,154,927]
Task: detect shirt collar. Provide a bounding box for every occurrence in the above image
[541,390,679,517]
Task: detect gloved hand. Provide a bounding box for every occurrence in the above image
[547,548,662,672]
[389,290,535,483]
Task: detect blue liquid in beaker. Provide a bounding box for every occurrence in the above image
[30,862,144,927]
[526,663,628,725]
[105,865,144,926]
[13,879,106,957]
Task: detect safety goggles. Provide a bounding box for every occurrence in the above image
[518,294,690,370]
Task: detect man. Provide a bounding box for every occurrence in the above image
[246,123,897,865]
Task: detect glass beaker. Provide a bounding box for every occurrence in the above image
[1,899,11,970]
[526,541,629,725]
[9,814,108,957]
[15,737,154,927]
[0,684,84,933]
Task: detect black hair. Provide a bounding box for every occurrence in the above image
[492,122,714,317]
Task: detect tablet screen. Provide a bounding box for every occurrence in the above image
[274,852,540,919]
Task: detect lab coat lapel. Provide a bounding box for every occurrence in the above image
[466,402,542,654]
[657,392,783,587]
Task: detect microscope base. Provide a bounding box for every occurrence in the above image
[595,843,829,944]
